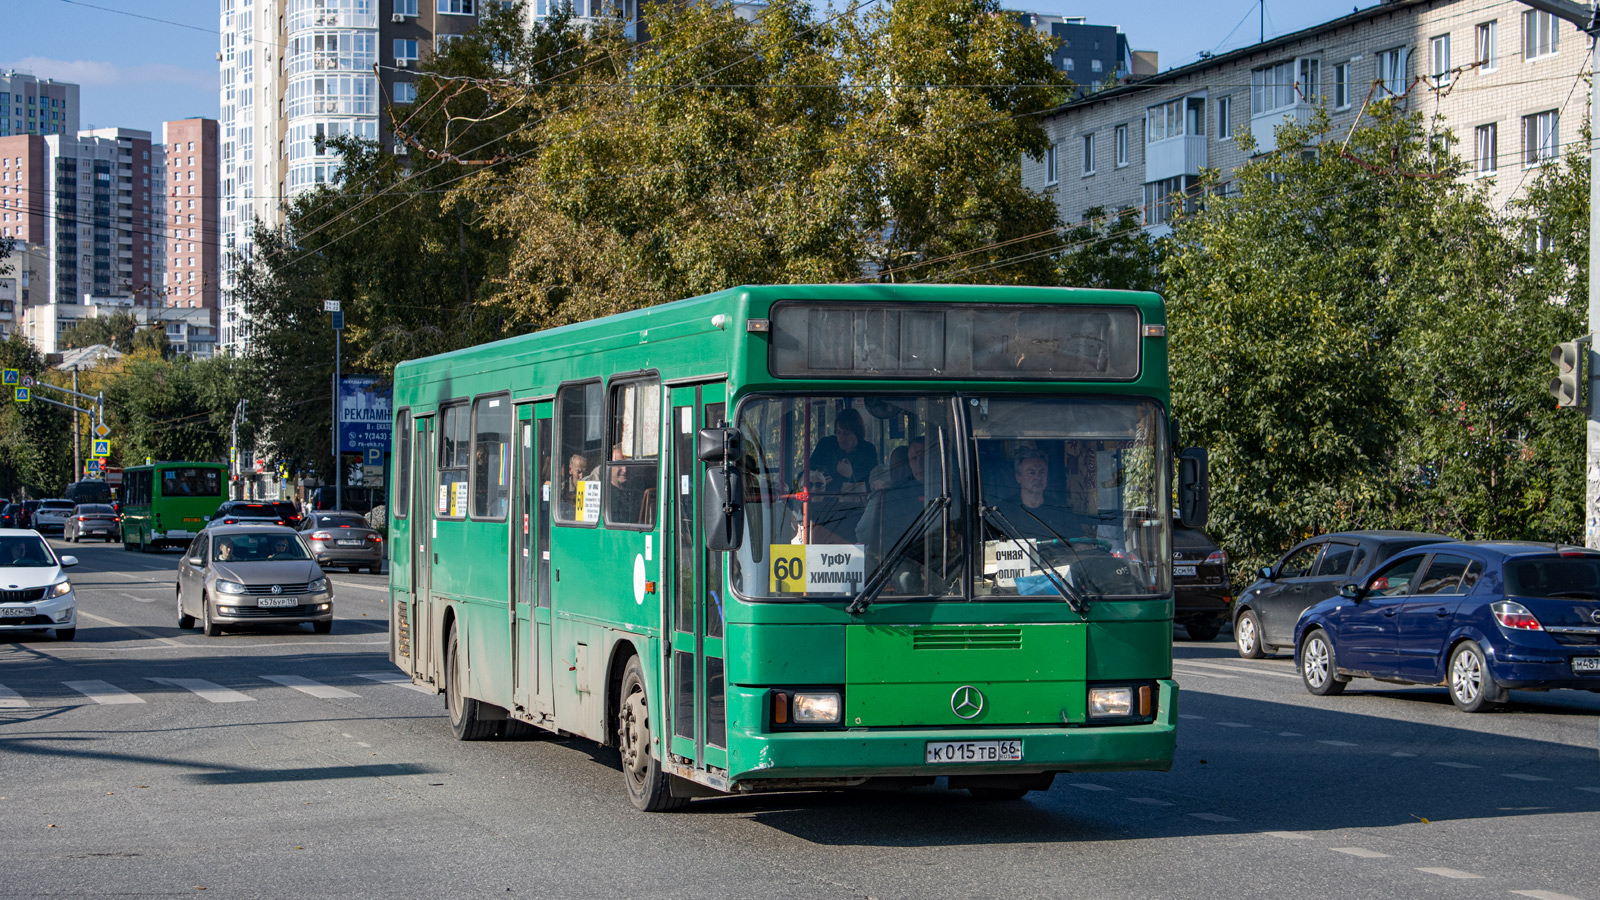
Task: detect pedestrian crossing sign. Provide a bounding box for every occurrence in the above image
[91,439,110,457]
[14,387,28,403]
[1,369,16,386]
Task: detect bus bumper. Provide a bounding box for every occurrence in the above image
[724,679,1178,784]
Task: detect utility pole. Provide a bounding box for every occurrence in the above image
[70,366,80,482]
[326,300,343,511]
[230,399,248,500]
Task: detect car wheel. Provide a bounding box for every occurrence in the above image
[202,598,223,637]
[177,592,195,630]
[1235,609,1266,659]
[1448,642,1504,713]
[54,627,76,641]
[1300,629,1347,696]
[312,620,333,635]
[446,626,498,741]
[617,654,688,812]
[1185,620,1221,642]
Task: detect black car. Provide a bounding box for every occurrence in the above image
[0,503,16,528]
[1234,530,1454,658]
[210,501,292,526]
[1173,521,1232,641]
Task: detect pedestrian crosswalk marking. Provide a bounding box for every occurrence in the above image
[65,680,146,705]
[147,677,254,703]
[261,675,359,699]
[0,683,29,709]
[355,672,434,694]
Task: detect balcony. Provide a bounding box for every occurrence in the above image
[1248,105,1315,155]
[1145,134,1207,184]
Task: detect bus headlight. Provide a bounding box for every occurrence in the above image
[1088,687,1133,718]
[215,580,247,594]
[791,692,842,725]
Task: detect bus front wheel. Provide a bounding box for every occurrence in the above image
[617,655,687,812]
[446,626,497,741]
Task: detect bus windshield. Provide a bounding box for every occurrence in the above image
[731,393,1169,601]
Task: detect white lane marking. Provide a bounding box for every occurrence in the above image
[0,683,29,708]
[1278,732,1304,737]
[1127,797,1173,806]
[1216,722,1251,728]
[1436,761,1481,769]
[1511,891,1587,900]
[1577,787,1600,794]
[328,581,389,593]
[1178,714,1206,720]
[356,672,434,694]
[1188,812,1238,822]
[1172,667,1237,679]
[1501,773,1551,782]
[1261,831,1311,840]
[1390,751,1417,757]
[231,640,387,649]
[1416,868,1482,880]
[147,677,254,703]
[1070,783,1113,791]
[261,675,360,699]
[356,741,371,748]
[120,592,156,603]
[74,611,182,647]
[1318,740,1358,747]
[1173,660,1303,679]
[1331,848,1391,858]
[65,680,145,705]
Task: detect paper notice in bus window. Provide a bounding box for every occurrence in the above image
[985,539,1040,587]
[453,481,468,517]
[576,480,600,523]
[437,484,449,515]
[769,544,865,595]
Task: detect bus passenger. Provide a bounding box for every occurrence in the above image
[560,453,588,519]
[994,447,1091,541]
[807,408,878,494]
[858,437,925,547]
[606,448,644,523]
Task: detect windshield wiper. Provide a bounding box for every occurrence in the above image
[846,495,950,615]
[1015,506,1106,600]
[980,505,1090,616]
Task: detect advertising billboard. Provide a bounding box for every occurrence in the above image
[339,376,392,453]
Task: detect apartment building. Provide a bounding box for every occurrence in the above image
[0,242,47,341]
[1014,12,1155,94]
[0,72,80,138]
[161,119,220,325]
[1022,0,1583,233]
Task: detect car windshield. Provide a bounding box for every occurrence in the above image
[1505,555,1600,598]
[0,536,56,567]
[213,533,311,562]
[42,501,74,510]
[76,505,114,515]
[223,505,276,517]
[316,516,368,529]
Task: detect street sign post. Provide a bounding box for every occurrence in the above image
[91,439,110,457]
[14,387,29,403]
[1,369,16,386]
[94,423,110,438]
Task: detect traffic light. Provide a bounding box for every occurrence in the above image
[1550,340,1586,409]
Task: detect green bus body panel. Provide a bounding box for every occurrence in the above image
[120,462,228,546]
[389,284,1175,785]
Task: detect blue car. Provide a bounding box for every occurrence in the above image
[1294,541,1600,712]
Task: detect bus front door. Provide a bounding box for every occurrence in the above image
[511,403,556,725]
[668,385,728,772]
[411,414,436,686]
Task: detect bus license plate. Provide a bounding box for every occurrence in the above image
[1173,565,1197,576]
[926,740,1023,764]
[258,597,298,608]
[1,607,36,618]
[1572,657,1600,674]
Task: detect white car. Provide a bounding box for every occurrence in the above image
[0,528,78,640]
[30,499,75,534]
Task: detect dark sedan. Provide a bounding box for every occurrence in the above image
[1233,530,1452,659]
[1295,541,1600,712]
[0,503,17,528]
[209,501,291,527]
[297,511,383,574]
[1173,521,1232,641]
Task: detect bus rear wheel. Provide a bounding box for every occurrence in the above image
[617,655,687,812]
[446,626,497,741]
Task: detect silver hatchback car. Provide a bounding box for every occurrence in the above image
[176,525,333,635]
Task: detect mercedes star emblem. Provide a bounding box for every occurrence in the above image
[951,685,985,720]
[271,584,283,595]
[1591,608,1600,625]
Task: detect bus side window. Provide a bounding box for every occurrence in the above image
[554,381,603,526]
[604,378,661,529]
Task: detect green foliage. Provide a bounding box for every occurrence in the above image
[1052,206,1163,291]
[0,336,72,498]
[1166,104,1585,577]
[59,311,137,351]
[98,352,254,466]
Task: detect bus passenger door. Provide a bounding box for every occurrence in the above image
[411,415,436,685]
[667,384,729,772]
[511,403,557,724]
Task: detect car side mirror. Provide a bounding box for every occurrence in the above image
[1339,583,1364,602]
[189,556,204,566]
[1177,447,1209,529]
[1258,566,1275,582]
[59,556,78,567]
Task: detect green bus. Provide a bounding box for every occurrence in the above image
[388,284,1207,810]
[120,462,229,552]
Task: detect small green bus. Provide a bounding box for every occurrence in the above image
[388,284,1207,810]
[120,462,229,552]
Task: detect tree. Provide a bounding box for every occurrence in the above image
[58,311,139,351]
[1051,206,1163,291]
[0,336,72,498]
[96,351,254,466]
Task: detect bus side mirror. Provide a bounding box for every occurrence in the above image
[697,427,742,463]
[1177,447,1209,529]
[703,465,744,552]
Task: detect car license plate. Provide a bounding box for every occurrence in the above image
[1174,565,1197,577]
[257,597,298,608]
[925,740,1023,763]
[0,607,36,618]
[1572,657,1600,674]
[336,539,363,547]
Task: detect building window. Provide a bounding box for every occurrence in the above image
[1081,134,1095,175]
[1430,35,1452,85]
[1523,110,1559,166]
[436,34,464,50]
[1115,123,1129,164]
[394,39,418,62]
[1250,60,1296,115]
[1064,58,1074,73]
[1476,21,1498,72]
[1524,9,1559,60]
[1332,62,1352,109]
[1298,57,1320,103]
[1214,97,1231,140]
[437,0,474,13]
[1376,47,1408,97]
[1474,123,1497,174]
[394,82,417,104]
[1044,142,1057,185]
[1143,176,1196,227]
[1091,59,1102,73]
[395,0,418,14]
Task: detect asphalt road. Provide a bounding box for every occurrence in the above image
[2,539,1597,899]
